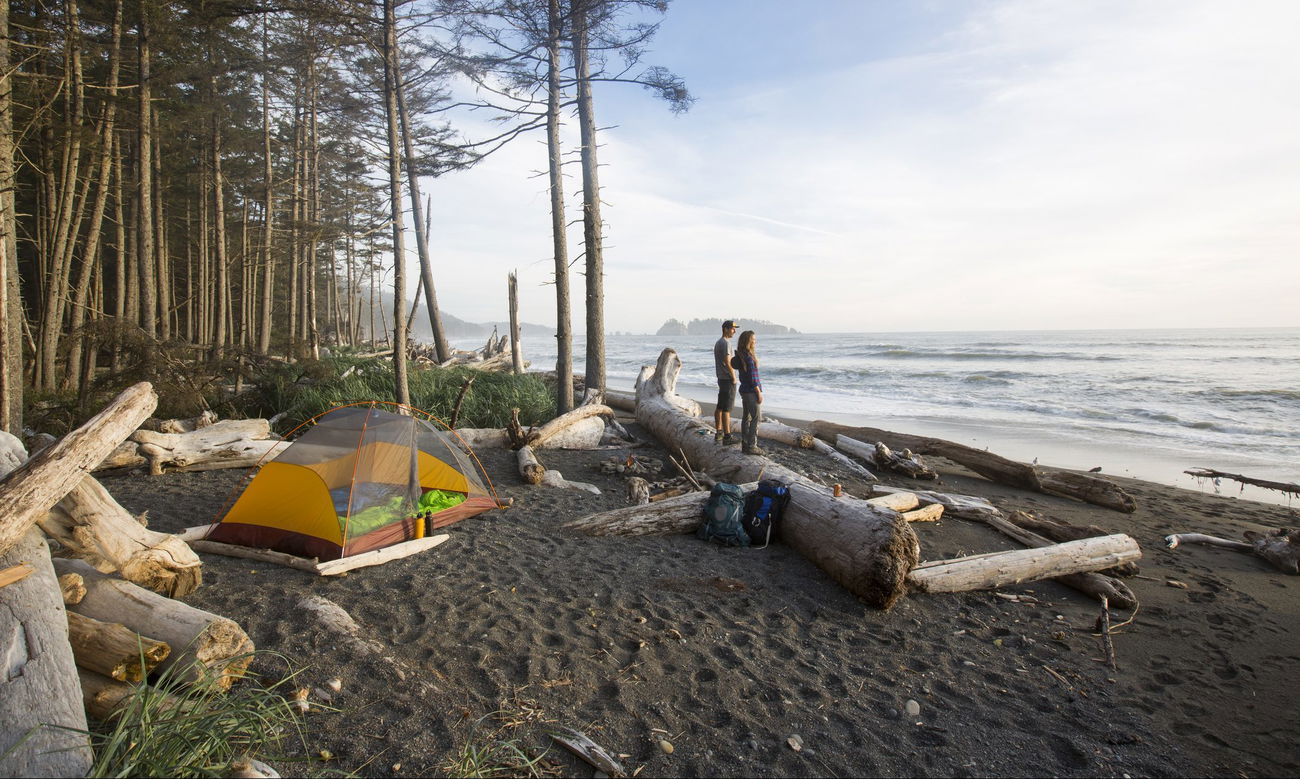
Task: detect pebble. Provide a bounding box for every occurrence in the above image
[326,678,342,692]
[886,708,900,720]
[787,734,803,752]
[1167,579,1189,589]
[659,740,674,754]
[904,699,921,717]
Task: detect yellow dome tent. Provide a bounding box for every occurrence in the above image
[207,404,498,562]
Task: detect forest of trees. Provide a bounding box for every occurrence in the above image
[0,0,690,433]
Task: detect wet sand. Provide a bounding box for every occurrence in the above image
[99,418,1299,777]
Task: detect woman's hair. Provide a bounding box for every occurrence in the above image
[737,330,758,364]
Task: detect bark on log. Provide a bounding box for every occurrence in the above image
[54,558,254,690]
[973,513,1137,608]
[79,668,135,721]
[131,419,286,475]
[566,483,759,537]
[870,485,1003,521]
[810,420,1136,513]
[907,534,1142,594]
[0,529,93,777]
[636,349,918,609]
[66,611,170,682]
[0,382,157,555]
[1005,510,1139,577]
[518,446,544,485]
[39,475,203,597]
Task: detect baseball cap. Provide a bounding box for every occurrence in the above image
[722,319,738,328]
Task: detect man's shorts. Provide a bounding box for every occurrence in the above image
[717,381,737,412]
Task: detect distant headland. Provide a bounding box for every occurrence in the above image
[656,318,800,336]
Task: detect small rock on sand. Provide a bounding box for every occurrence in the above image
[905,699,921,718]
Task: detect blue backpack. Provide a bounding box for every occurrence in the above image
[697,483,749,547]
[742,479,792,548]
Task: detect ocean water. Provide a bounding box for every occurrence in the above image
[472,328,1300,507]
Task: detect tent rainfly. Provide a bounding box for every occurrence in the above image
[207,406,497,561]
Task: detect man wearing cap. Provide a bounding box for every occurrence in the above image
[714,320,740,446]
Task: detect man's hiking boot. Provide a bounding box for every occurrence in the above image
[723,434,740,446]
[743,445,767,456]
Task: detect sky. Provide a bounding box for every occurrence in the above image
[416,0,1300,335]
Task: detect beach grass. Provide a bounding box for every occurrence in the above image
[227,356,556,433]
[443,716,555,779]
[84,655,308,779]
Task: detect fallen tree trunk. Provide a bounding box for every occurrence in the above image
[907,534,1141,594]
[810,420,1136,512]
[55,558,254,690]
[1166,528,1300,574]
[537,416,607,450]
[636,349,918,609]
[139,410,219,434]
[38,475,203,597]
[79,668,136,721]
[973,513,1137,608]
[603,389,637,413]
[131,419,287,475]
[566,483,759,536]
[95,439,148,471]
[0,528,93,777]
[1184,468,1300,498]
[836,435,937,480]
[531,404,614,449]
[452,428,510,449]
[0,382,157,555]
[1005,510,1139,577]
[902,504,945,523]
[66,611,170,682]
[517,446,544,485]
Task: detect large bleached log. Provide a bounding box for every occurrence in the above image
[907,534,1142,594]
[39,475,203,597]
[530,403,614,448]
[566,483,759,536]
[95,439,148,471]
[809,437,878,482]
[537,415,607,450]
[131,419,287,475]
[836,435,937,480]
[866,492,921,512]
[973,513,1137,608]
[1005,510,1138,576]
[66,611,170,682]
[603,389,637,413]
[636,348,919,609]
[810,420,1137,513]
[0,528,93,777]
[756,421,815,449]
[139,410,219,434]
[453,428,510,449]
[55,558,254,690]
[0,382,157,556]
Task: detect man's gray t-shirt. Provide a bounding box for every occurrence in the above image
[715,336,734,383]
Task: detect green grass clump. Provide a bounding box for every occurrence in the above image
[86,656,307,779]
[444,730,553,778]
[226,358,556,434]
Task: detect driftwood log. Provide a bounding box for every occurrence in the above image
[636,349,919,609]
[810,420,1136,513]
[973,513,1137,608]
[0,382,157,555]
[55,558,254,690]
[869,485,1002,521]
[1166,529,1300,574]
[1005,510,1138,577]
[0,528,93,777]
[907,534,1142,594]
[835,435,936,480]
[566,483,760,537]
[66,611,170,682]
[517,445,545,484]
[1184,468,1300,498]
[39,475,203,597]
[131,419,288,475]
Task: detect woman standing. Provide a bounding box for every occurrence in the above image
[734,330,764,455]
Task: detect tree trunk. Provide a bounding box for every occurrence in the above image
[0,529,93,777]
[517,445,544,485]
[869,485,1002,521]
[906,534,1141,594]
[547,0,573,414]
[38,474,203,597]
[131,419,286,475]
[0,0,21,432]
[0,382,156,555]
[66,610,170,682]
[136,0,156,337]
[566,483,758,536]
[508,271,524,374]
[382,0,410,406]
[1005,510,1138,576]
[209,73,228,359]
[636,348,919,609]
[258,20,274,355]
[55,558,254,690]
[572,7,605,393]
[810,420,1136,512]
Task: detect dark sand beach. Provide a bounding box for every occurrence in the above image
[99,417,1299,778]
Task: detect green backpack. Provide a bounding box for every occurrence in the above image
[697,482,749,547]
